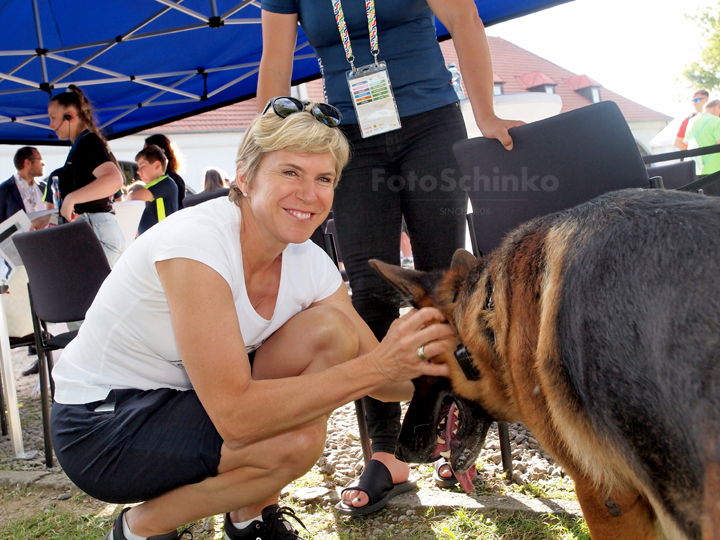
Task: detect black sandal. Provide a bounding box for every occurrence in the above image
[334,460,416,517]
[433,458,459,488]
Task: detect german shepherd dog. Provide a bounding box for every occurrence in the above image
[371,189,720,540]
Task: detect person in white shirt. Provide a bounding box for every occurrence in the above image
[0,146,54,228]
[0,147,54,312]
[51,98,456,540]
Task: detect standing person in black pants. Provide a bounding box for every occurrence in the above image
[47,85,125,266]
[144,134,187,210]
[258,0,522,516]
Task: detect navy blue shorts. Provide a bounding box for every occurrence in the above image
[51,388,224,503]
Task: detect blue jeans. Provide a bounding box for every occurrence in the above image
[76,211,124,268]
[334,102,468,454]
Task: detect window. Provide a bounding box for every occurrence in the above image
[529,85,556,94]
[493,83,504,95]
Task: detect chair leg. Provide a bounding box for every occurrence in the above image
[354,399,372,465]
[36,347,53,468]
[321,232,371,465]
[28,286,53,468]
[0,372,7,437]
[467,213,512,473]
[46,350,55,399]
[498,421,513,474]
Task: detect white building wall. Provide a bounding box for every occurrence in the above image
[109,131,244,193]
[0,100,668,191]
[627,120,671,155]
[0,131,244,193]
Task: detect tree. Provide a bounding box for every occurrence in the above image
[683,3,720,92]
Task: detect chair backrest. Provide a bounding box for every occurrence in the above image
[182,187,230,208]
[112,200,146,252]
[13,221,112,323]
[646,160,697,190]
[454,101,651,256]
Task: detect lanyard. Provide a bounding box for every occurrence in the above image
[331,0,379,72]
[16,175,38,211]
[66,129,89,164]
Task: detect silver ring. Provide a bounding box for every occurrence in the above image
[417,345,427,361]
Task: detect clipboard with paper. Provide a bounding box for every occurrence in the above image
[0,211,32,269]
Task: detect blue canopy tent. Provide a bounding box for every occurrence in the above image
[0,0,572,145]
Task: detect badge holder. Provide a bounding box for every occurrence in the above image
[347,61,401,139]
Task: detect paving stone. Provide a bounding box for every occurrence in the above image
[35,473,78,492]
[0,470,50,488]
[386,488,582,517]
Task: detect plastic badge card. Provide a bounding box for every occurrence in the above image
[347,61,401,138]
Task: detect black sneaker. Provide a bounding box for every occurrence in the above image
[22,358,39,376]
[224,505,308,540]
[103,507,192,540]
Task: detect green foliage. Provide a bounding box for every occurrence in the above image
[684,2,720,91]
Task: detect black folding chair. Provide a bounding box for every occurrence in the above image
[182,187,230,207]
[13,221,112,467]
[457,101,651,258]
[454,101,654,475]
[643,143,720,196]
[646,161,697,191]
[311,220,372,465]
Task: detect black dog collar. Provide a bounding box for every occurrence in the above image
[455,345,480,381]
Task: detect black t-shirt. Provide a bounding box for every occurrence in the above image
[167,169,186,209]
[60,131,113,214]
[138,175,179,235]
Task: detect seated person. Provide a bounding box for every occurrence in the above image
[203,167,228,192]
[127,145,179,235]
[50,100,454,540]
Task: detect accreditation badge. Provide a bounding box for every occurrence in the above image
[346,61,401,138]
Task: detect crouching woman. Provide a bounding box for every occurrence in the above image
[50,99,455,540]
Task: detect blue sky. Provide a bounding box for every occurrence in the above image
[485,0,716,120]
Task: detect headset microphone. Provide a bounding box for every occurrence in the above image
[53,113,72,136]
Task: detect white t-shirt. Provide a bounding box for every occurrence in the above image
[53,197,343,404]
[14,173,46,214]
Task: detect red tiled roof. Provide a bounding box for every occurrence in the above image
[146,80,328,134]
[564,74,602,91]
[517,70,557,90]
[145,99,259,133]
[148,35,669,134]
[467,38,669,122]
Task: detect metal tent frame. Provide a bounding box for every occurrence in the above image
[0,0,572,145]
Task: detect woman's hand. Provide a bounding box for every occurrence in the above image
[371,307,455,383]
[476,113,525,151]
[60,192,78,222]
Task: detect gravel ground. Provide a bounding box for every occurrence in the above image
[308,402,568,504]
[0,347,57,472]
[2,345,565,486]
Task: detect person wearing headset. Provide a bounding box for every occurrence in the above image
[47,85,125,266]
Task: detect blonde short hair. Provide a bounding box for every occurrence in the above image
[231,104,350,204]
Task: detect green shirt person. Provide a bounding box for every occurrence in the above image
[684,100,720,175]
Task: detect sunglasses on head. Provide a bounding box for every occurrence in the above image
[263,96,342,127]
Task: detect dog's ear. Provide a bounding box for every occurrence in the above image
[369,259,431,305]
[451,249,476,272]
